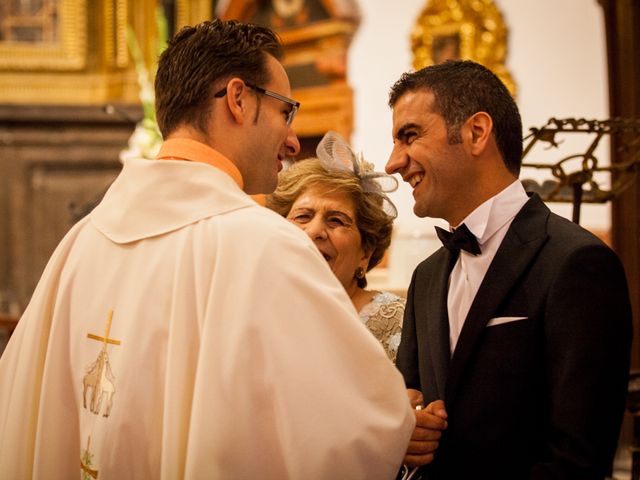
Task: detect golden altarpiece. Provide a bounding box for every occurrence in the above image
[219,0,359,155]
[411,0,515,95]
[0,0,360,325]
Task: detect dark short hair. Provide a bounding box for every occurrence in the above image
[266,158,394,289]
[389,60,523,176]
[155,19,283,137]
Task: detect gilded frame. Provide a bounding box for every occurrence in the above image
[175,0,212,29]
[0,0,86,71]
[104,0,129,68]
[412,0,516,95]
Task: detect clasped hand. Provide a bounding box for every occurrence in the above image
[404,389,448,467]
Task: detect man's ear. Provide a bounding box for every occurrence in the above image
[464,111,493,156]
[225,78,250,124]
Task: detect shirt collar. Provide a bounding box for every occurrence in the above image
[454,180,528,246]
[157,138,244,189]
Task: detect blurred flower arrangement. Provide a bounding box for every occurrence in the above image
[119,8,168,162]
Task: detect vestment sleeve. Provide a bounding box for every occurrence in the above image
[185,222,415,479]
[0,221,86,478]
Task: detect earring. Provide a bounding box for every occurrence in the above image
[355,266,365,279]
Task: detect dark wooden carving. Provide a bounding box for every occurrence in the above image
[600,0,640,370]
[0,104,140,316]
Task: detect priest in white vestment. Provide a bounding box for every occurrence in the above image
[0,19,415,479]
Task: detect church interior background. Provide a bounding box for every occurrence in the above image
[0,0,639,476]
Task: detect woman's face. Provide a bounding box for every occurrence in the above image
[287,184,371,292]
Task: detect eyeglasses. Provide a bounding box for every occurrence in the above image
[213,82,300,126]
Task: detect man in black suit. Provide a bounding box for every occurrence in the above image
[386,60,632,479]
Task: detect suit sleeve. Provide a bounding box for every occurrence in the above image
[396,268,422,390]
[532,243,632,479]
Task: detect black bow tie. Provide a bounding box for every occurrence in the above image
[435,224,481,255]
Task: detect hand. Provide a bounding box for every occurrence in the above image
[404,399,448,467]
[407,388,424,409]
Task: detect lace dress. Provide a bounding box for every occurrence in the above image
[358,291,405,364]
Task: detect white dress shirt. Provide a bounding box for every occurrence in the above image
[448,181,529,353]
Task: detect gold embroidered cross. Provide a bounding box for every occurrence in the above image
[83,310,119,417]
[80,436,99,479]
[87,310,121,347]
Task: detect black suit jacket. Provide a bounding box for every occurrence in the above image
[397,194,632,480]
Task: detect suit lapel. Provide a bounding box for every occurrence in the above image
[445,194,550,401]
[422,248,455,400]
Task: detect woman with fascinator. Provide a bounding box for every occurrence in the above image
[267,131,404,362]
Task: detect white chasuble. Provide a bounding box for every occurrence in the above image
[0,157,414,479]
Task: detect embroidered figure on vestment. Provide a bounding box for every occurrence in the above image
[83,310,120,417]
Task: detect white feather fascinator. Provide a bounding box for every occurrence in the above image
[315,131,399,218]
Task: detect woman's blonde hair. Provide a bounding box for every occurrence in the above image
[266,158,395,288]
